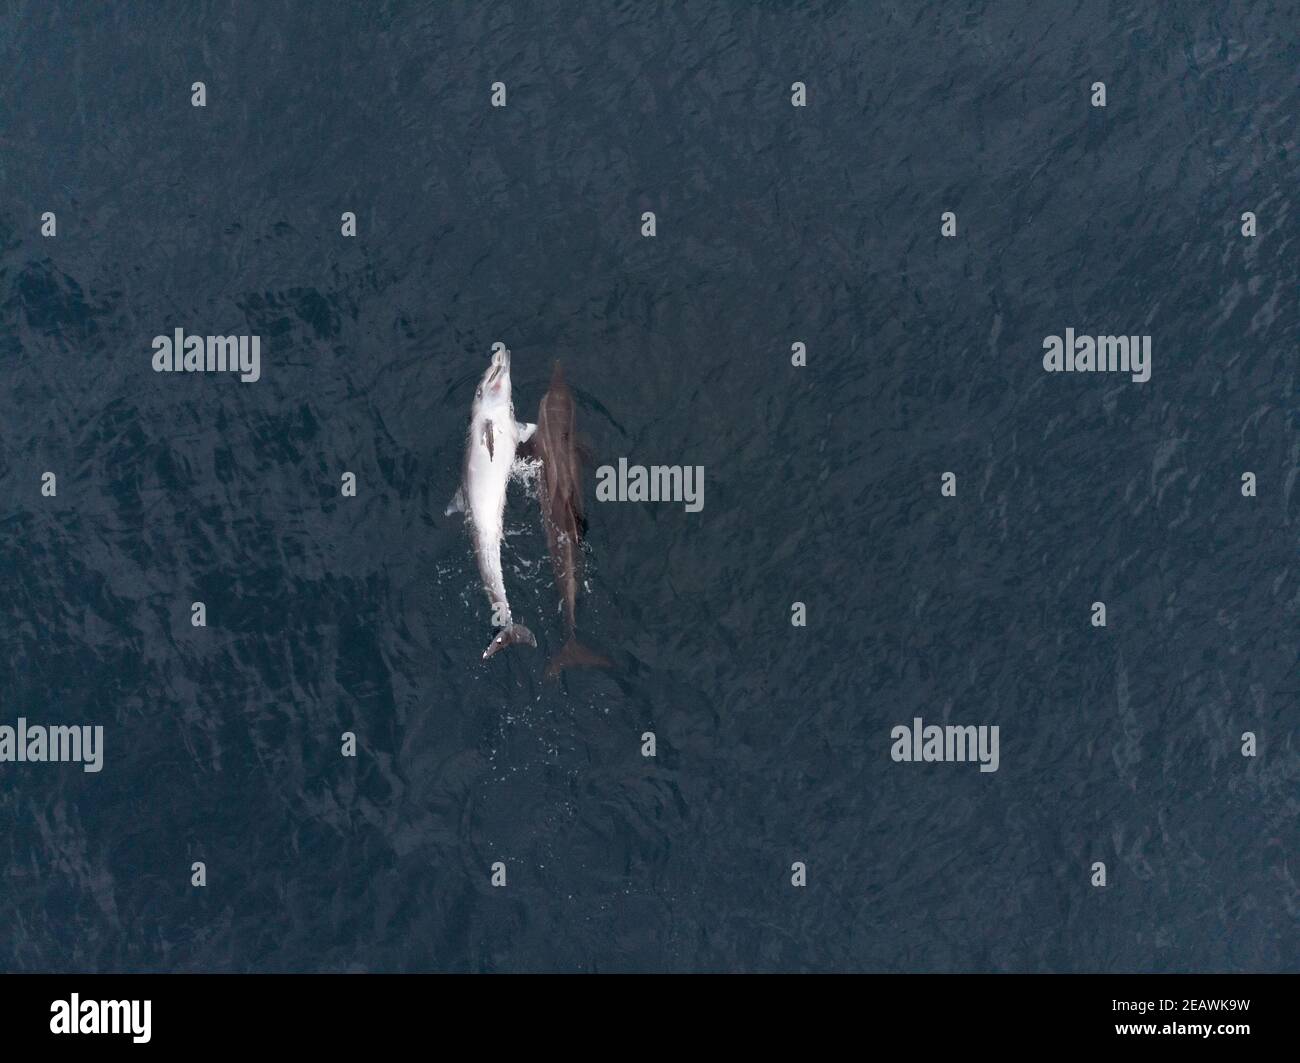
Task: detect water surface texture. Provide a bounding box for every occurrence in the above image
[0,3,1296,972]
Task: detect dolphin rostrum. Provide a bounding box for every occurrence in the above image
[531,361,611,678]
[446,346,537,660]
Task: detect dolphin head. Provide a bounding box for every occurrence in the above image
[474,347,513,412]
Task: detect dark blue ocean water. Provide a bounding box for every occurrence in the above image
[0,2,1295,972]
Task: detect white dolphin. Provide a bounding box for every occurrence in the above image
[446,347,537,659]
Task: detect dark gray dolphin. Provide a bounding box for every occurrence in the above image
[531,362,611,678]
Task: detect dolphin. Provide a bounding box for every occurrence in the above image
[446,347,537,660]
[531,362,611,678]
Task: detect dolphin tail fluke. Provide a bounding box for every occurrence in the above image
[545,637,612,679]
[482,623,536,660]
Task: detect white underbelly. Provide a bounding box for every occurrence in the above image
[467,449,511,524]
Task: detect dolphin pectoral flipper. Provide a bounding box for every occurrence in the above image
[482,622,536,660]
[444,486,467,516]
